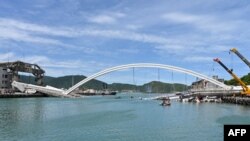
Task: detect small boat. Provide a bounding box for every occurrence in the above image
[101,90,117,95]
[160,98,171,106]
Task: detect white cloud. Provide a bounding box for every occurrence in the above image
[209,45,231,52]
[0,17,217,54]
[0,52,15,61]
[88,15,117,24]
[112,12,126,18]
[0,18,74,37]
[0,27,62,45]
[0,18,79,48]
[0,18,211,57]
[183,56,213,62]
[2,1,250,82]
[119,48,139,54]
[0,18,176,47]
[0,17,243,60]
[125,24,142,30]
[87,12,126,24]
[162,12,236,33]
[80,29,175,45]
[155,45,186,51]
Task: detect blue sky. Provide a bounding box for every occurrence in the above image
[0,0,250,85]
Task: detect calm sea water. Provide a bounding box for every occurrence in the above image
[0,93,250,141]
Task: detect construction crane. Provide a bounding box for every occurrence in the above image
[213,58,250,95]
[230,48,250,69]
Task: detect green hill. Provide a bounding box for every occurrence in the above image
[139,81,187,93]
[108,81,187,93]
[224,73,250,85]
[19,75,187,93]
[20,75,107,90]
[108,83,136,92]
[19,75,54,85]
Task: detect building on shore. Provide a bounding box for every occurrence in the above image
[0,67,13,94]
[0,67,12,89]
[0,61,45,94]
[191,75,224,90]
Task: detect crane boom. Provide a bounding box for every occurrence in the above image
[230,48,250,69]
[213,58,250,95]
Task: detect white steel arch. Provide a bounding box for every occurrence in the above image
[64,63,231,95]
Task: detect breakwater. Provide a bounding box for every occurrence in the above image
[0,93,47,98]
[222,96,250,105]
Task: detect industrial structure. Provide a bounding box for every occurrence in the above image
[191,75,224,90]
[189,75,239,96]
[0,61,45,91]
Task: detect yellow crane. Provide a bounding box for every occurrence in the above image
[213,58,250,96]
[230,48,250,69]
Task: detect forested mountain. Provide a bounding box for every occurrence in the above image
[20,75,187,93]
[224,73,250,85]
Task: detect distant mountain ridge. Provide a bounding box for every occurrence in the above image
[20,75,106,90]
[19,75,187,93]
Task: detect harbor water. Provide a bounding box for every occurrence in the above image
[0,93,250,141]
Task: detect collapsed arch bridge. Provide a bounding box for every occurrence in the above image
[12,63,232,97]
[63,63,231,95]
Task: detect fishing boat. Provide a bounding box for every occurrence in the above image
[161,97,171,106]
